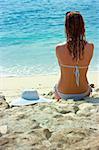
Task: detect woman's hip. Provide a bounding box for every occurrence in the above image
[54,84,92,100]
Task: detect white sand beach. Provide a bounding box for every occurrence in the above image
[0,71,99,149]
[0,71,99,101]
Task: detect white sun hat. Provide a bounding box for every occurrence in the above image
[10,89,52,106]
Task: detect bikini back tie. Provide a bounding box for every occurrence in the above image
[60,64,88,86]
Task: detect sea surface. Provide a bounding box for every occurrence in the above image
[0,0,99,76]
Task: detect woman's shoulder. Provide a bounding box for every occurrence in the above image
[56,42,67,48]
[55,42,67,58]
[86,41,94,49]
[85,41,94,58]
[56,42,67,53]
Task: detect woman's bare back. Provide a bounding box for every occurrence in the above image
[56,42,94,94]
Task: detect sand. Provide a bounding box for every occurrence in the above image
[0,71,99,150]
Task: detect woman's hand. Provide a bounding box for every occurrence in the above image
[54,91,61,102]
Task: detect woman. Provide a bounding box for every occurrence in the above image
[54,11,94,101]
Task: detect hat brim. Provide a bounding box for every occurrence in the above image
[10,96,52,106]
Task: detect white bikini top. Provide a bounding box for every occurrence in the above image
[59,64,88,86]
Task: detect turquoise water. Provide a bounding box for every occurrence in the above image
[0,0,99,76]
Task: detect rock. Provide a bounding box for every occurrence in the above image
[31,119,41,129]
[90,84,95,88]
[47,91,53,96]
[43,128,52,139]
[0,99,10,110]
[42,93,46,96]
[73,105,79,114]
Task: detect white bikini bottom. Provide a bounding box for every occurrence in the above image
[54,84,92,100]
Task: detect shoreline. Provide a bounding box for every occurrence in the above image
[0,71,99,103]
[1,69,99,78]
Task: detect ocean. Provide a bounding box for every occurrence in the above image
[0,0,99,77]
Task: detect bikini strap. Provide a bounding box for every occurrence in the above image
[75,65,80,86]
[60,64,88,69]
[59,63,88,86]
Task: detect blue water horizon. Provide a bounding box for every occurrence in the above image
[0,0,99,77]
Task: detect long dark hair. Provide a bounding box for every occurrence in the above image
[65,11,86,61]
